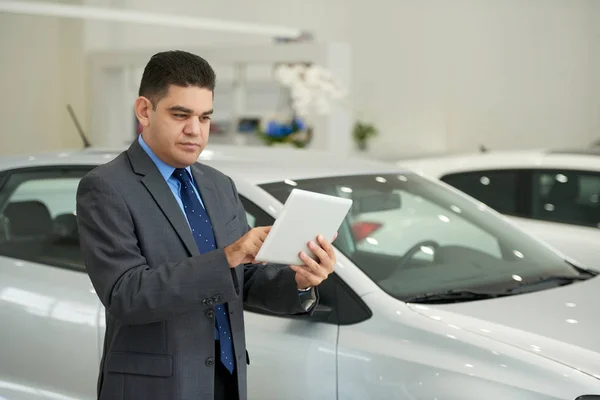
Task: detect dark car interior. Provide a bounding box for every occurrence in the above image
[0,200,84,271]
[536,172,600,227]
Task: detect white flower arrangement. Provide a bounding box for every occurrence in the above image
[273,63,347,118]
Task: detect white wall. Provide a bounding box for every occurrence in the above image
[0,4,86,156]
[350,0,597,158]
[2,0,600,158]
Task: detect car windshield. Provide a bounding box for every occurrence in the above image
[259,172,592,302]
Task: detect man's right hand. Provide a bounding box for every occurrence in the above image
[224,226,271,268]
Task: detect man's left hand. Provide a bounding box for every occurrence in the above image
[291,233,337,289]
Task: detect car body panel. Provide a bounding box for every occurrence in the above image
[415,276,600,379]
[0,256,99,400]
[244,312,338,399]
[339,291,600,400]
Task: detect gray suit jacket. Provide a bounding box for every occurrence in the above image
[76,139,316,400]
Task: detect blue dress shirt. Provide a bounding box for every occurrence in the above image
[138,135,205,218]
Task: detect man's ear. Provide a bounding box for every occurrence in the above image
[134,96,152,128]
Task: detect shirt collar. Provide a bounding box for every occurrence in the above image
[138,134,192,182]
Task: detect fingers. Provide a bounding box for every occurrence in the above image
[257,225,272,235]
[290,264,323,287]
[299,251,328,280]
[308,239,328,265]
[242,226,271,249]
[241,226,272,264]
[250,225,271,242]
[282,232,339,288]
[258,228,270,242]
[307,235,335,276]
[239,235,260,257]
[228,226,272,267]
[316,235,335,264]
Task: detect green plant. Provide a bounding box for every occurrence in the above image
[352,121,378,150]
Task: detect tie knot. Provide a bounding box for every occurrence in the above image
[173,168,192,184]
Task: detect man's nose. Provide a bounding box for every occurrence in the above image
[184,117,201,135]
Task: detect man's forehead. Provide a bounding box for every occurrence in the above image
[161,85,213,113]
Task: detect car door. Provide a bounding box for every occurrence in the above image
[0,166,100,400]
[523,169,600,270]
[238,196,340,400]
[439,169,523,217]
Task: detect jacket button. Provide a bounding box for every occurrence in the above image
[205,310,214,319]
[205,357,214,367]
[214,294,222,302]
[202,299,209,306]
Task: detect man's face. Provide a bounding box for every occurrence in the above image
[136,84,213,168]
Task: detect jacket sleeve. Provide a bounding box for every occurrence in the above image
[225,177,319,315]
[76,172,239,325]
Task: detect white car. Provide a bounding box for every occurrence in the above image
[2,145,600,400]
[397,148,600,271]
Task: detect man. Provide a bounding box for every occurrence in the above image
[76,50,336,400]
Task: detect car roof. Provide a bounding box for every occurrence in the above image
[397,147,600,176]
[0,144,403,184]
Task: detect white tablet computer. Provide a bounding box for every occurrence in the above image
[254,188,353,265]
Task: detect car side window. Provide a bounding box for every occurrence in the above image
[0,168,90,272]
[532,170,600,227]
[239,196,272,228]
[441,170,519,215]
[238,195,371,325]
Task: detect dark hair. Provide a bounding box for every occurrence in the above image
[139,50,216,108]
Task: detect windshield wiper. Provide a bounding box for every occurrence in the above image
[403,271,596,304]
[506,274,593,294]
[404,290,508,304]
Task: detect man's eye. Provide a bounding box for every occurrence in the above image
[174,114,187,118]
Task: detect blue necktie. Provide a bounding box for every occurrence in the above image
[172,168,235,374]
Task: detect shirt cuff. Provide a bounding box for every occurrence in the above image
[298,287,317,311]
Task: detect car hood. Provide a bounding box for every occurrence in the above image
[407,275,600,378]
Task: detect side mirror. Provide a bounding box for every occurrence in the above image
[311,304,334,323]
[313,304,333,316]
[352,191,402,213]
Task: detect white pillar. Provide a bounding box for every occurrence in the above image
[323,42,352,156]
[231,63,248,145]
[88,64,136,148]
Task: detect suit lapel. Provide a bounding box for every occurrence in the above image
[191,165,228,248]
[141,174,200,256]
[126,140,199,256]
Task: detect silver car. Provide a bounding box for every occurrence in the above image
[1,145,600,400]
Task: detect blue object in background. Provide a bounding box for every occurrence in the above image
[266,120,288,137]
[265,117,306,138]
